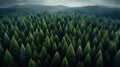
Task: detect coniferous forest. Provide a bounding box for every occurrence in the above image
[0,6,120,67]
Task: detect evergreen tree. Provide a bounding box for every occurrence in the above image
[66,43,76,67]
[20,44,27,67]
[10,36,20,63]
[97,42,103,51]
[93,37,98,46]
[30,42,37,51]
[39,46,47,64]
[91,45,96,57]
[109,42,117,57]
[77,39,82,49]
[42,18,47,31]
[43,55,51,67]
[84,53,91,67]
[104,50,111,67]
[84,41,91,55]
[26,43,32,63]
[13,31,19,40]
[28,59,36,67]
[27,32,34,43]
[62,41,68,57]
[44,36,51,53]
[76,45,83,60]
[77,61,84,67]
[32,50,38,61]
[91,45,96,64]
[40,46,47,58]
[61,57,69,67]
[3,32,10,49]
[96,50,102,59]
[114,50,120,67]
[0,44,4,66]
[52,42,58,56]
[3,50,15,67]
[39,28,44,41]
[96,52,103,67]
[51,52,61,67]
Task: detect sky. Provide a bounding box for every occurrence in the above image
[0,0,120,7]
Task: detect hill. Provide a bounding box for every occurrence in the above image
[0,5,120,19]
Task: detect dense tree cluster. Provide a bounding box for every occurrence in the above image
[0,12,120,67]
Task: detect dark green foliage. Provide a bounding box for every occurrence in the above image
[96,50,103,67]
[114,50,120,67]
[50,52,61,67]
[32,50,38,61]
[84,41,91,56]
[84,53,91,67]
[109,41,117,57]
[91,45,96,60]
[3,33,10,49]
[77,61,84,67]
[66,43,76,67]
[76,45,83,60]
[52,42,58,55]
[20,44,27,67]
[25,43,32,63]
[43,55,51,67]
[10,36,20,63]
[27,32,34,44]
[62,41,68,57]
[44,36,51,53]
[28,59,36,67]
[0,44,4,66]
[3,50,15,67]
[61,57,69,67]
[40,46,47,60]
[0,11,120,67]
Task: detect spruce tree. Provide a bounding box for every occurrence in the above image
[3,32,10,49]
[76,45,83,60]
[28,59,36,67]
[66,43,76,67]
[114,50,120,67]
[50,52,61,67]
[20,44,27,67]
[62,41,68,57]
[32,50,38,61]
[61,57,69,67]
[0,44,4,66]
[84,53,91,67]
[26,43,32,63]
[39,46,47,64]
[3,50,15,67]
[84,41,91,55]
[96,52,103,67]
[44,36,51,53]
[52,42,58,56]
[109,42,117,57]
[77,61,84,67]
[10,36,20,63]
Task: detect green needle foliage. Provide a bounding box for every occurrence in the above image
[28,59,36,67]
[61,57,69,67]
[0,11,120,67]
[3,50,15,67]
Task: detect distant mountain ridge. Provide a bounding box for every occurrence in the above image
[0,5,120,19]
[61,5,120,19]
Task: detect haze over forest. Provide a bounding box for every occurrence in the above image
[0,0,120,8]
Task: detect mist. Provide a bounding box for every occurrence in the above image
[0,0,120,7]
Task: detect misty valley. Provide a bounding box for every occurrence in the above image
[0,5,120,67]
